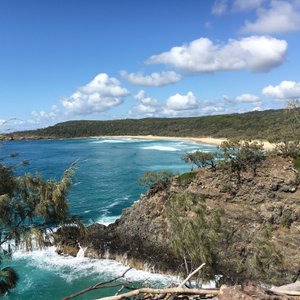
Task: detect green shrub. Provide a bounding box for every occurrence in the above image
[293,156,300,170]
[176,171,197,186]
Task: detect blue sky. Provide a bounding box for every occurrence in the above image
[1,0,300,132]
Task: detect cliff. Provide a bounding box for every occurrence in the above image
[55,154,300,286]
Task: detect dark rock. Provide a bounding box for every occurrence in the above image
[271,184,279,191]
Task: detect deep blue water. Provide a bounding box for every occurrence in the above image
[0,138,217,299]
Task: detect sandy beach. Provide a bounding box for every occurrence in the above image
[90,135,275,150]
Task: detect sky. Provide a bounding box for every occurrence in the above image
[1,0,300,132]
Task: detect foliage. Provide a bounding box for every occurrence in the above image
[168,192,229,282]
[138,171,173,194]
[0,267,18,295]
[271,139,300,158]
[176,172,197,186]
[182,151,216,171]
[218,139,265,182]
[11,108,300,141]
[0,161,79,295]
[222,225,284,285]
[293,156,300,170]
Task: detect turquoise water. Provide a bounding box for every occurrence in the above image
[0,138,217,299]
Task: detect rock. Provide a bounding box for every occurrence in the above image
[271,184,279,191]
[219,282,294,300]
[281,185,291,192]
[54,155,300,285]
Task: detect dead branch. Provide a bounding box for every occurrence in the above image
[179,263,206,288]
[96,287,220,300]
[63,267,132,300]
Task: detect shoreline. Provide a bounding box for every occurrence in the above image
[89,135,275,150]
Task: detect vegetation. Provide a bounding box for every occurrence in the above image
[176,172,197,186]
[10,108,300,140]
[218,139,265,182]
[169,192,229,283]
[138,171,173,196]
[182,151,216,171]
[0,159,79,295]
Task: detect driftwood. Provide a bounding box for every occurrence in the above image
[63,262,300,300]
[96,263,218,300]
[97,287,219,300]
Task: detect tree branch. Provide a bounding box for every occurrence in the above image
[63,267,132,300]
[96,287,219,300]
[179,263,206,288]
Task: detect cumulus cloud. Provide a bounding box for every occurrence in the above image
[146,36,287,73]
[241,0,300,34]
[233,0,266,11]
[130,91,227,118]
[262,80,300,99]
[62,73,129,115]
[166,92,199,111]
[212,0,228,15]
[120,71,181,87]
[235,93,261,104]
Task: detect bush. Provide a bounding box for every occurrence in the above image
[176,171,197,186]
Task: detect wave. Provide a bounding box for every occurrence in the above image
[141,145,180,151]
[95,215,120,226]
[90,138,150,144]
[12,246,179,285]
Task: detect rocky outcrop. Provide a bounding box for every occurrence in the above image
[54,155,300,285]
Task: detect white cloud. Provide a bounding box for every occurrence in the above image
[62,73,129,115]
[120,71,181,87]
[132,90,161,116]
[134,90,160,106]
[166,92,199,111]
[31,110,57,122]
[233,0,266,11]
[235,93,261,103]
[130,91,227,118]
[212,0,228,15]
[262,80,300,99]
[241,0,300,34]
[146,36,287,73]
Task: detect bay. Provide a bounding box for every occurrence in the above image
[0,138,216,299]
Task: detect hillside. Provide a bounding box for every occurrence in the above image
[11,108,300,140]
[55,153,300,287]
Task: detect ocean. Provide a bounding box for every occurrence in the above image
[0,137,217,299]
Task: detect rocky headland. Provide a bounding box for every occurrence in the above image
[54,152,300,289]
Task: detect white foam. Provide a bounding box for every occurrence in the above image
[142,145,180,151]
[90,138,148,144]
[95,215,120,226]
[12,246,179,285]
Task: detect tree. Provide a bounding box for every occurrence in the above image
[192,151,216,169]
[182,151,216,171]
[181,153,195,171]
[138,171,173,196]
[168,192,229,283]
[219,139,265,182]
[0,161,79,295]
